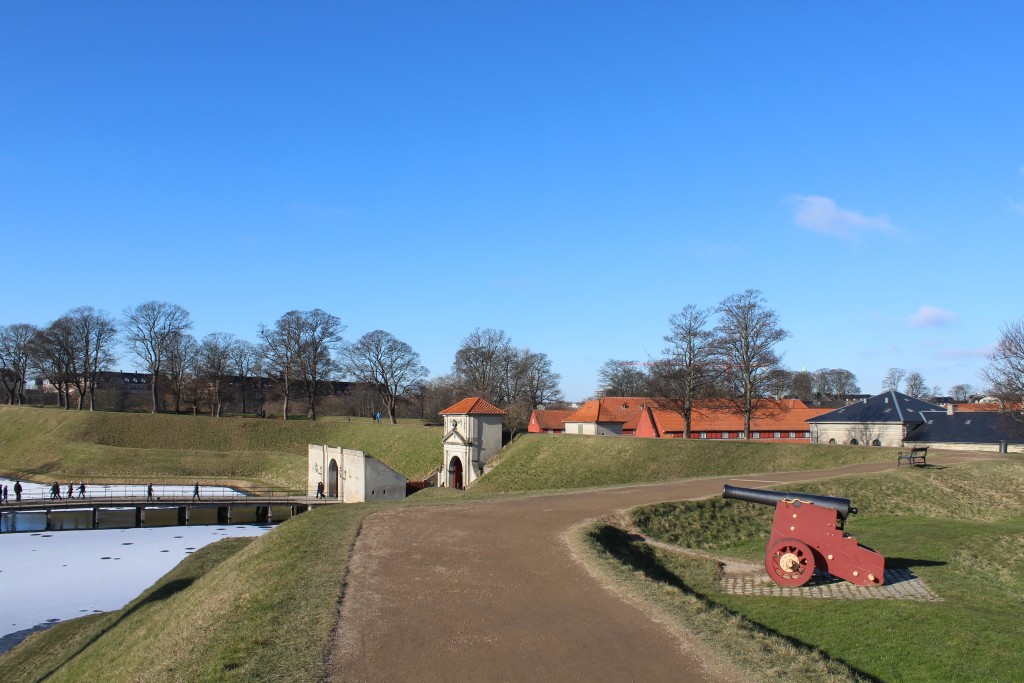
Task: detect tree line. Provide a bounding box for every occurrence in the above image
[592,289,1020,438]
[0,302,432,423]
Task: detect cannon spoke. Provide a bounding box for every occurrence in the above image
[766,538,815,587]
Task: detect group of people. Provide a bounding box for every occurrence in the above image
[0,482,18,502]
[47,481,87,500]
[0,481,204,502]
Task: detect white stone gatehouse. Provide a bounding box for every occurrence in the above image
[439,397,506,489]
[307,444,407,503]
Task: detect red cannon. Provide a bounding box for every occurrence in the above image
[722,484,886,588]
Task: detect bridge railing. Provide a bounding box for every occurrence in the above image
[0,484,310,506]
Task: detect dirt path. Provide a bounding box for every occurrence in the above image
[327,452,992,682]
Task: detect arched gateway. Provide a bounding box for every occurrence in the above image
[448,456,464,490]
[328,459,339,498]
[439,398,506,490]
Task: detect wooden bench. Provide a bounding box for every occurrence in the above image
[897,446,928,468]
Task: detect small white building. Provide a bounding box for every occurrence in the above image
[439,397,506,489]
[307,444,407,503]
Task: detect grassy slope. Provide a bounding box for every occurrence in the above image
[0,503,370,682]
[617,458,1024,682]
[473,433,897,493]
[0,406,441,488]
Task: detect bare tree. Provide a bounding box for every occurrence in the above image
[341,329,428,424]
[63,306,118,410]
[597,359,650,397]
[165,332,199,414]
[259,314,301,420]
[200,332,236,417]
[0,323,37,405]
[814,368,860,403]
[904,371,928,399]
[950,383,975,402]
[714,289,790,438]
[789,370,814,402]
[452,328,515,402]
[29,321,75,408]
[882,367,905,393]
[294,309,344,421]
[520,351,562,408]
[648,304,714,438]
[982,318,1024,408]
[230,339,259,415]
[122,301,193,413]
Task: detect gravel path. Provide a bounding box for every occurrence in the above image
[327,451,993,682]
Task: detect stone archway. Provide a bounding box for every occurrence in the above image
[328,459,339,498]
[449,456,464,490]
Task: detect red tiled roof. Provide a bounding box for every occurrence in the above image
[648,401,830,433]
[439,397,507,416]
[563,397,649,431]
[531,409,574,430]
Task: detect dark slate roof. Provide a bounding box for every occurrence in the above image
[806,390,944,424]
[903,411,1024,445]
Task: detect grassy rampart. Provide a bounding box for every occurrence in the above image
[0,406,441,489]
[583,457,1024,682]
[474,433,897,493]
[0,503,370,682]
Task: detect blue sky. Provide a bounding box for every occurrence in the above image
[2,1,1022,401]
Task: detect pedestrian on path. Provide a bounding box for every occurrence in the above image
[50,482,61,500]
[78,482,86,498]
[2,485,7,503]
[67,482,74,499]
[147,483,155,501]
[13,481,22,501]
[316,481,325,498]
[192,481,200,501]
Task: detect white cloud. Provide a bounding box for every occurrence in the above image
[909,305,957,328]
[789,195,894,241]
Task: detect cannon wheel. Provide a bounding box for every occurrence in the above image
[765,538,816,587]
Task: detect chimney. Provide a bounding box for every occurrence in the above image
[947,404,957,416]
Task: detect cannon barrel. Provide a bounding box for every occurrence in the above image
[722,484,857,520]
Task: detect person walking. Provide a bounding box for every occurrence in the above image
[50,482,61,500]
[2,485,7,503]
[147,483,155,501]
[13,481,22,502]
[78,482,86,499]
[67,482,74,499]
[316,481,325,499]
[192,481,200,501]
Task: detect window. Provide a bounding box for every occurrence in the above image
[577,425,583,434]
[872,439,882,446]
[774,431,781,439]
[700,432,707,439]
[722,432,729,439]
[828,438,836,444]
[738,432,745,439]
[850,438,859,445]
[752,432,760,439]
[789,432,796,438]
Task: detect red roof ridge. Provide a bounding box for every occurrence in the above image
[439,397,507,416]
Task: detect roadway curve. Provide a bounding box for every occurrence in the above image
[327,452,991,682]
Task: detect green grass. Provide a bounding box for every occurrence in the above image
[0,406,441,489]
[606,457,1024,682]
[574,523,868,683]
[0,503,371,682]
[474,433,898,493]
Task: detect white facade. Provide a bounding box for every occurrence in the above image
[809,423,907,447]
[441,413,504,489]
[307,444,406,503]
[562,421,622,436]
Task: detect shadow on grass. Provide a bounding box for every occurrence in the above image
[591,524,883,683]
[886,556,946,569]
[36,578,195,681]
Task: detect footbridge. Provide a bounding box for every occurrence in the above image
[0,488,338,532]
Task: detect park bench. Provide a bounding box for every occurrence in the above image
[897,446,928,468]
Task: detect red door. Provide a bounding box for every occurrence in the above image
[450,456,464,490]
